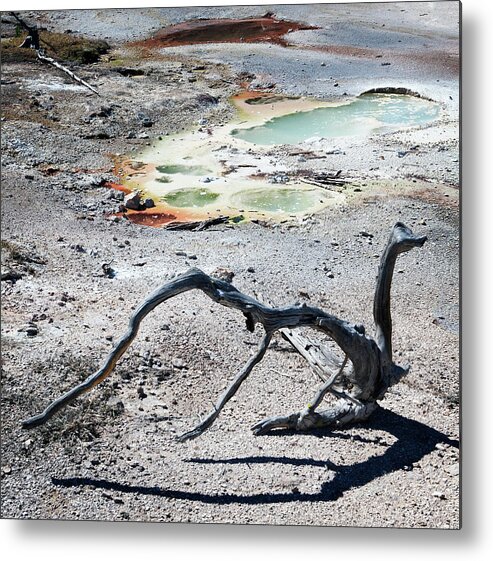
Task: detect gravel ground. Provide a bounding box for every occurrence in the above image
[1,3,460,528]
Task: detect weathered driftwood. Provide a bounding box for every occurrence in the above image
[164,215,229,231]
[22,222,426,441]
[11,12,100,96]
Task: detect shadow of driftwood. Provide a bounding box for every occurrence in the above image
[52,408,459,504]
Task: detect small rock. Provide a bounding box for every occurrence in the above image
[25,326,38,337]
[124,191,142,210]
[137,386,147,399]
[212,267,235,283]
[143,197,155,208]
[172,358,187,369]
[1,270,23,283]
[445,463,460,476]
[196,93,219,105]
[136,112,154,127]
[102,263,116,279]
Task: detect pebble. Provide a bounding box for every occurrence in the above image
[25,326,39,337]
[172,358,187,369]
[445,464,460,476]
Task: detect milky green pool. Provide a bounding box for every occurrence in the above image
[230,188,327,213]
[231,93,440,145]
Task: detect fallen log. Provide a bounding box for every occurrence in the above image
[11,12,100,96]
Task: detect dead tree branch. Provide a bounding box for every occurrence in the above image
[11,12,100,96]
[22,222,426,441]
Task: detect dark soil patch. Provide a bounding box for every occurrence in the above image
[1,31,110,64]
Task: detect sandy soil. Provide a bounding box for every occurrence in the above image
[1,3,460,528]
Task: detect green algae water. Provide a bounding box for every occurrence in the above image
[156,164,212,175]
[230,188,328,213]
[231,93,440,145]
[161,188,220,207]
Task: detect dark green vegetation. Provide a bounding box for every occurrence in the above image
[1,31,110,64]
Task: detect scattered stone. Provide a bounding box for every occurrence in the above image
[212,267,235,283]
[445,464,460,476]
[25,326,38,337]
[196,93,219,105]
[18,324,38,337]
[172,358,187,369]
[84,130,112,140]
[129,161,145,171]
[137,386,147,399]
[143,197,155,208]
[124,191,142,210]
[102,263,116,279]
[1,270,24,283]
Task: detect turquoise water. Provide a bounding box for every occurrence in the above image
[231,94,440,145]
[160,188,220,207]
[229,188,326,213]
[156,164,212,175]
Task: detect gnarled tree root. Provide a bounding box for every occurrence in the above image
[22,222,426,442]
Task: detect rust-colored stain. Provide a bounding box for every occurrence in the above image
[105,181,132,194]
[112,202,210,228]
[121,209,178,227]
[133,14,317,49]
